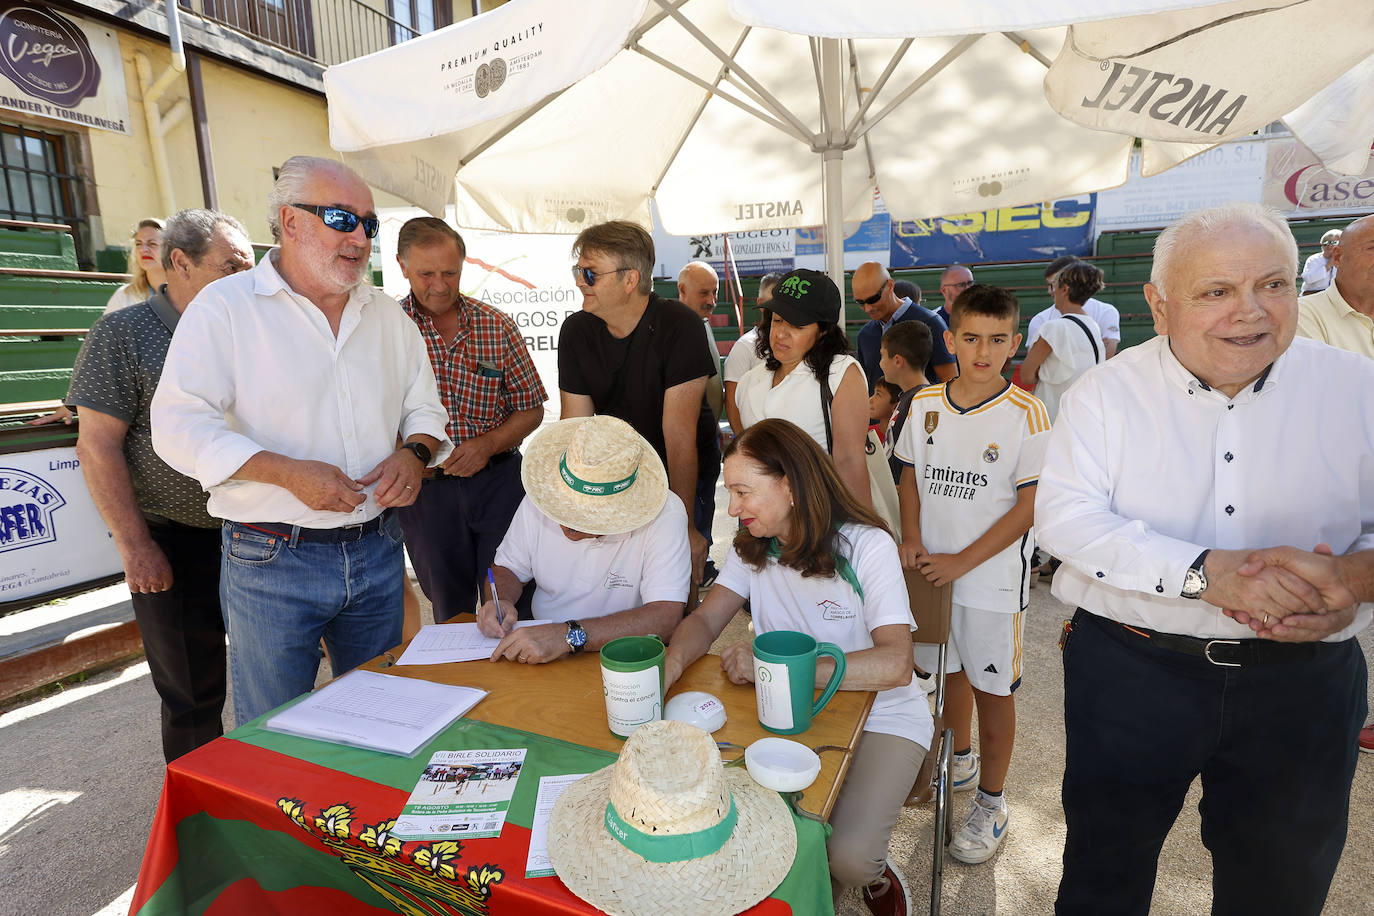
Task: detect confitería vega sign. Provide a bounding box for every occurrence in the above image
[0,2,130,134]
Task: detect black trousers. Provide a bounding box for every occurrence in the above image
[397,453,529,622]
[133,520,226,763]
[1056,609,1366,916]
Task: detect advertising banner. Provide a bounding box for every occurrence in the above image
[379,207,575,422]
[890,196,1095,268]
[0,2,130,134]
[1096,141,1267,230]
[1263,138,1374,215]
[0,446,121,605]
[794,190,891,271]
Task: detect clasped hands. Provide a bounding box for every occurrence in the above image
[1205,544,1358,642]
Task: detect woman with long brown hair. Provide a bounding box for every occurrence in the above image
[664,418,930,914]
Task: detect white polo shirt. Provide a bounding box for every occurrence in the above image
[722,327,763,384]
[894,382,1051,613]
[493,494,689,621]
[715,524,932,748]
[1035,335,1374,641]
[1026,297,1121,348]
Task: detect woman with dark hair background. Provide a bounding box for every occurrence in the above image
[1019,261,1106,421]
[734,268,873,507]
[664,418,930,914]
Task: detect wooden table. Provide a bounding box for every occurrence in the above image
[364,642,875,820]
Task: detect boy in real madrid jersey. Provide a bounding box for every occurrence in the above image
[894,284,1050,866]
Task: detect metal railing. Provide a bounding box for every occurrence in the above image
[180,0,422,68]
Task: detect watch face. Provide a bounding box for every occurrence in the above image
[567,622,587,648]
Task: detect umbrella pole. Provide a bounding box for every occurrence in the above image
[819,37,846,320]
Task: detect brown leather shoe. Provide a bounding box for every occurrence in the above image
[862,859,911,916]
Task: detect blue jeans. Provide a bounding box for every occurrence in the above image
[221,514,404,725]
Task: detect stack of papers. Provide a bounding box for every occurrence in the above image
[263,669,487,757]
[396,622,540,665]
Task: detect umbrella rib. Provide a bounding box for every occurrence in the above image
[649,0,814,141]
[846,40,877,181]
[630,43,813,146]
[843,37,915,139]
[810,37,828,134]
[851,34,981,145]
[648,28,753,197]
[1001,31,1052,69]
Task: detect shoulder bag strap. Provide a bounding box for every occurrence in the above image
[1063,314,1101,364]
[818,362,835,454]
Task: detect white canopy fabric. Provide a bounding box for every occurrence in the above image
[326,0,1374,283]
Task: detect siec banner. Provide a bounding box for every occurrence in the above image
[0,446,121,605]
[889,196,1095,268]
[0,2,130,134]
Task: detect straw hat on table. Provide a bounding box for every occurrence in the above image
[521,415,669,536]
[548,720,797,916]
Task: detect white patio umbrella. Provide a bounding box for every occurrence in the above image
[326,0,1374,285]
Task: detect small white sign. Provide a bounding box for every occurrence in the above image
[753,659,793,732]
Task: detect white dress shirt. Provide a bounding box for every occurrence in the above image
[151,251,452,528]
[1027,297,1121,348]
[1035,334,1374,641]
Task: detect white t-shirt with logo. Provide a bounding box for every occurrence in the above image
[1026,297,1121,348]
[493,495,689,620]
[894,383,1051,613]
[715,523,933,748]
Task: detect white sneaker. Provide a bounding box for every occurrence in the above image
[914,671,936,695]
[951,752,979,792]
[949,796,1009,864]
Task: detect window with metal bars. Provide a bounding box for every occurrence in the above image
[0,122,83,229]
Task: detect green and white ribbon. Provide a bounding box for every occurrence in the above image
[603,795,737,863]
[559,451,637,496]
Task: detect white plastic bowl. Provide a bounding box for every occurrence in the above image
[663,691,727,733]
[744,737,822,792]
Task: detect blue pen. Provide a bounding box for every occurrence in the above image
[487,568,503,626]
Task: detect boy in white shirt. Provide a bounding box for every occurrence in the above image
[477,415,689,664]
[895,284,1051,865]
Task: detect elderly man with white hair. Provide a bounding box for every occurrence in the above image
[677,258,725,585]
[1300,227,1342,294]
[152,156,452,724]
[1036,202,1372,916]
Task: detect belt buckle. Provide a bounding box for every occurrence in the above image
[1203,639,1242,667]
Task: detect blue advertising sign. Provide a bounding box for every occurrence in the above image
[796,210,892,258]
[890,195,1095,267]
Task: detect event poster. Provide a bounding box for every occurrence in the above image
[0,2,130,134]
[0,445,121,606]
[889,195,1095,268]
[394,748,528,841]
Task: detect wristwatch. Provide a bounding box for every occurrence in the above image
[400,441,432,466]
[1181,550,1211,599]
[565,620,588,655]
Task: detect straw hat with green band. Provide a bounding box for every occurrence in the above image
[521,415,669,536]
[548,720,797,916]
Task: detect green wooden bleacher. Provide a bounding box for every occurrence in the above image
[0,219,127,408]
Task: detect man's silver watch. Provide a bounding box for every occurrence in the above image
[1181,550,1211,599]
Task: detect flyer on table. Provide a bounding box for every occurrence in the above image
[394,749,527,840]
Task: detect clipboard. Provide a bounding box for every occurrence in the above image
[904,567,953,646]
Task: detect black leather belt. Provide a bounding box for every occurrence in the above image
[419,449,517,480]
[237,514,387,544]
[1106,615,1322,668]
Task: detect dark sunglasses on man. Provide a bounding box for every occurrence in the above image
[572,265,631,287]
[855,280,890,306]
[291,203,380,239]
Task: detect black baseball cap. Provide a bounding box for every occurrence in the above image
[764,268,841,326]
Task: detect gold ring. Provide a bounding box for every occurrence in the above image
[1262,612,1272,626]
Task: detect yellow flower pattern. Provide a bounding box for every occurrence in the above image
[277,797,308,830]
[359,819,403,857]
[413,840,464,880]
[314,803,354,839]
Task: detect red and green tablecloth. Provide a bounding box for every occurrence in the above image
[129,711,834,916]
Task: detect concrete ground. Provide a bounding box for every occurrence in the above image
[1,496,1371,915]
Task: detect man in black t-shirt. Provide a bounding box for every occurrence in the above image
[558,220,716,589]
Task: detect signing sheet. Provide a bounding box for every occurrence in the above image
[397,621,542,665]
[526,772,591,878]
[263,669,486,757]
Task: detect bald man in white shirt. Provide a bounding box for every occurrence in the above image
[1037,202,1371,916]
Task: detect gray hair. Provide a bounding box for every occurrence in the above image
[266,155,345,243]
[1151,202,1297,298]
[678,259,719,285]
[160,208,250,270]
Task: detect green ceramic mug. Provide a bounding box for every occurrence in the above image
[600,635,665,739]
[752,630,847,735]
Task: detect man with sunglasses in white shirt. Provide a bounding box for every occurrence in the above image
[1037,202,1372,916]
[152,156,452,725]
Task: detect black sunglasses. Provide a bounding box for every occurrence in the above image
[292,203,380,239]
[572,265,631,287]
[855,278,889,306]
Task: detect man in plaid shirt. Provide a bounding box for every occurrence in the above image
[395,217,547,620]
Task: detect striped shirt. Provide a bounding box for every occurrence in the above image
[400,292,547,445]
[895,382,1051,612]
